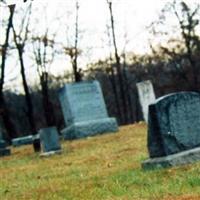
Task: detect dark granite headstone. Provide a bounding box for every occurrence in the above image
[59,80,118,139]
[39,127,61,153]
[148,92,200,158]
[142,92,200,169]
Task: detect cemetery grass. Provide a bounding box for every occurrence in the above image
[1,123,200,200]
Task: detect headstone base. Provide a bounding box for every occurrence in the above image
[61,118,118,140]
[40,149,62,157]
[142,147,200,170]
[0,148,11,157]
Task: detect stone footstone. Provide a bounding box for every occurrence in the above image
[39,127,61,153]
[12,135,33,147]
[59,80,118,140]
[142,147,200,169]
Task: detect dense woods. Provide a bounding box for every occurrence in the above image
[0,0,200,142]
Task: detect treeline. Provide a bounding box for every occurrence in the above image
[1,47,200,141]
[0,0,200,144]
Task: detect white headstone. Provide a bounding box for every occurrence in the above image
[136,80,156,123]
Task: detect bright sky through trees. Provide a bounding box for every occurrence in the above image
[0,0,199,91]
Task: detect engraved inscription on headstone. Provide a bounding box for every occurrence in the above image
[59,80,118,139]
[66,82,108,122]
[136,80,156,123]
[142,92,200,169]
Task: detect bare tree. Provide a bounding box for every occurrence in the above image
[11,3,40,152]
[149,0,200,91]
[105,24,122,123]
[172,1,200,90]
[64,0,82,82]
[0,4,17,140]
[32,30,57,127]
[107,0,127,124]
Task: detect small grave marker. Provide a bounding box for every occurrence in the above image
[39,127,61,153]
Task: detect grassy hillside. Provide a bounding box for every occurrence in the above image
[0,123,200,200]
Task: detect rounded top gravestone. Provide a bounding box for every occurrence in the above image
[148,92,200,158]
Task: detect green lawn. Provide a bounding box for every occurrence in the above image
[0,123,200,200]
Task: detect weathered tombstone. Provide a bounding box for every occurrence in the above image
[39,127,61,154]
[142,92,200,169]
[136,80,156,123]
[12,135,33,147]
[59,80,118,139]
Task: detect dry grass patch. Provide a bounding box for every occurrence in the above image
[1,123,200,200]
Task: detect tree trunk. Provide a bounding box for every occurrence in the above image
[11,3,40,152]
[40,73,56,126]
[108,67,122,124]
[18,48,40,152]
[73,1,79,82]
[122,63,135,123]
[108,2,127,124]
[0,94,17,141]
[18,49,36,131]
[0,5,17,140]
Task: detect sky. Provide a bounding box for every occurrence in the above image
[0,0,200,92]
[27,0,168,68]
